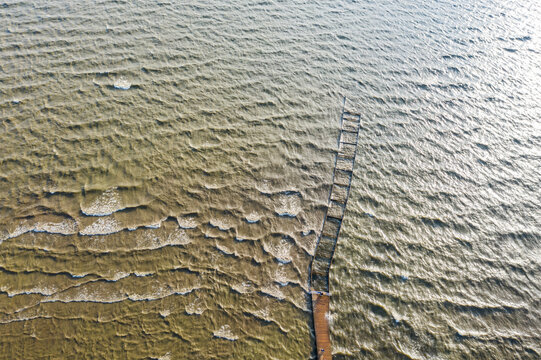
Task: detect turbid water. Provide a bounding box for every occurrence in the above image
[1,0,540,359]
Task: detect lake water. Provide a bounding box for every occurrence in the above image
[1,0,540,358]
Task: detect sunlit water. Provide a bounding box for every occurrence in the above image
[1,0,540,359]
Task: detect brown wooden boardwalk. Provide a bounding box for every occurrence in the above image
[312,292,332,360]
[309,98,360,359]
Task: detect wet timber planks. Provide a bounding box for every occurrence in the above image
[312,292,331,360]
[310,99,360,359]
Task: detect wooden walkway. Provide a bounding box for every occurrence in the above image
[312,292,331,360]
[310,99,361,359]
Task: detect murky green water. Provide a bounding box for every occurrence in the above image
[1,0,540,359]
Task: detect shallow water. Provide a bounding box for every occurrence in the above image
[1,0,540,359]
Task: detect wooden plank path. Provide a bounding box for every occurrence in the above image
[310,99,360,359]
[311,292,332,360]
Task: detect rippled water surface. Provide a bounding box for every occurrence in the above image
[1,0,540,359]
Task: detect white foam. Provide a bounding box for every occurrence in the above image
[209,218,233,231]
[165,229,191,246]
[44,283,199,304]
[109,271,130,281]
[2,284,59,297]
[185,298,205,315]
[274,194,301,217]
[157,353,171,360]
[127,287,195,301]
[1,219,78,242]
[151,353,171,360]
[133,272,152,277]
[79,217,122,236]
[81,188,123,216]
[1,224,33,243]
[273,264,291,286]
[245,212,262,223]
[213,325,238,341]
[113,77,131,90]
[176,216,198,229]
[264,238,293,264]
[45,286,124,303]
[231,281,255,294]
[34,220,78,235]
[133,232,167,251]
